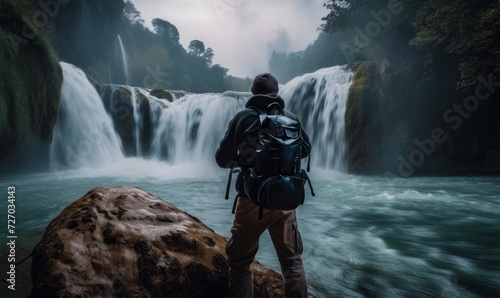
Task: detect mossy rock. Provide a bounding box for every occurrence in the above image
[0,1,63,167]
[102,86,154,157]
[108,86,135,156]
[137,89,153,156]
[150,89,173,102]
[345,61,381,173]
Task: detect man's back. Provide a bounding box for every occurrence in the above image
[215,73,310,298]
[215,92,311,198]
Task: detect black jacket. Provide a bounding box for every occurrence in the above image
[215,93,312,197]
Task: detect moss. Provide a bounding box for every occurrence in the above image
[0,1,63,166]
[345,61,380,173]
[150,89,173,102]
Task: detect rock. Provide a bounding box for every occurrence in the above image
[98,86,156,157]
[345,61,382,173]
[150,89,173,102]
[30,187,305,298]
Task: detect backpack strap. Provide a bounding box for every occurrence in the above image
[258,206,263,220]
[231,195,239,214]
[300,170,316,197]
[224,165,234,200]
[266,102,283,115]
[307,175,316,196]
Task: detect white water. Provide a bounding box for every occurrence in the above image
[280,66,353,172]
[150,91,250,164]
[97,66,353,173]
[117,34,130,85]
[50,63,124,171]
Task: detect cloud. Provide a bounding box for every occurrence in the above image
[131,0,328,78]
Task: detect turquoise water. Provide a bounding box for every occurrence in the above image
[0,163,499,297]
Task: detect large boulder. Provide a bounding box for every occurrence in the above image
[30,187,295,297]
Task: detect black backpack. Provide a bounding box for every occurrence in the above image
[225,103,315,219]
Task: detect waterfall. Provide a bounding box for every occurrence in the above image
[280,66,353,171]
[99,66,352,171]
[150,92,249,164]
[50,62,124,171]
[51,65,352,173]
[117,34,130,85]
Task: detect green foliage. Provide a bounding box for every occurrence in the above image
[188,40,205,57]
[226,75,253,92]
[203,48,214,66]
[41,2,243,92]
[152,18,180,45]
[123,0,144,25]
[321,0,499,87]
[410,0,500,87]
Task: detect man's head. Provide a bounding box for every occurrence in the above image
[251,73,279,95]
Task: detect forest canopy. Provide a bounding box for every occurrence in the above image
[320,0,500,88]
[40,0,251,92]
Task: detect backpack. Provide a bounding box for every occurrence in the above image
[225,102,315,219]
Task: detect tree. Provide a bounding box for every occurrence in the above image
[123,1,144,24]
[203,47,214,65]
[410,0,500,87]
[152,18,180,45]
[188,40,205,56]
[320,0,499,87]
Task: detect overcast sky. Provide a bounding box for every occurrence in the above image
[131,0,329,78]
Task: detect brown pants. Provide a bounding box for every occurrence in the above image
[226,197,307,298]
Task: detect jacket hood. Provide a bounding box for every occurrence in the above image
[245,93,285,110]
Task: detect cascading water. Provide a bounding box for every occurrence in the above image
[51,64,352,174]
[150,92,249,164]
[50,62,124,171]
[117,34,130,85]
[280,65,353,172]
[97,66,353,172]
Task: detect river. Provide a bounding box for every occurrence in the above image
[1,167,499,297]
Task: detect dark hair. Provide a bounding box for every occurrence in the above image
[251,73,279,95]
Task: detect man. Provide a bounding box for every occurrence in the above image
[215,73,311,298]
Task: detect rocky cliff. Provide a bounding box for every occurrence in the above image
[345,61,500,176]
[0,1,63,168]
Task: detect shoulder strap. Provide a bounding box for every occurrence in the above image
[224,165,234,200]
[247,106,262,114]
[266,102,283,115]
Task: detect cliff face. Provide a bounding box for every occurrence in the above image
[345,61,500,176]
[0,1,63,167]
[345,62,381,173]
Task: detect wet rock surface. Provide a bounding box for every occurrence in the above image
[30,186,307,298]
